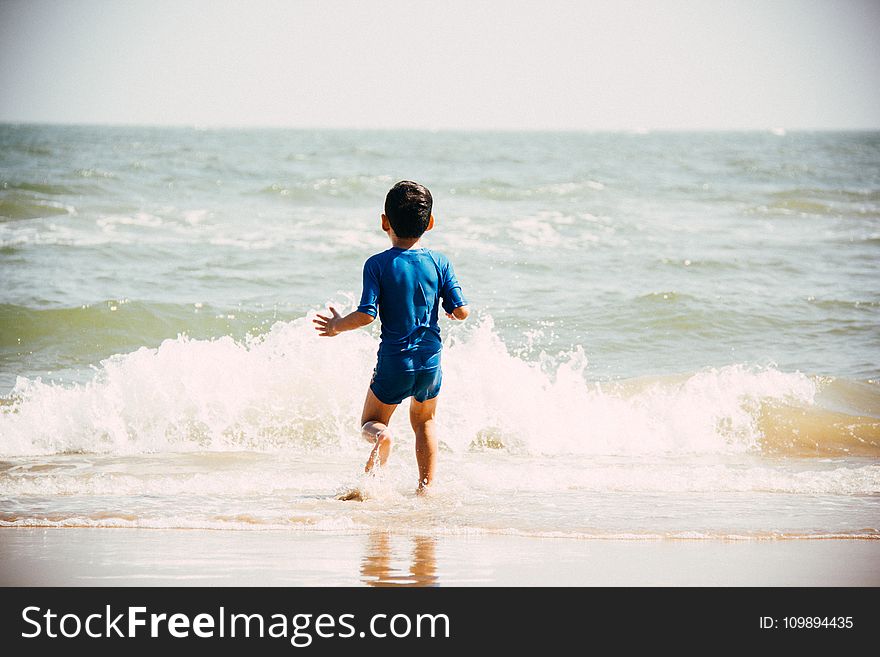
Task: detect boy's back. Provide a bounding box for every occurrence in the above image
[357,246,466,358]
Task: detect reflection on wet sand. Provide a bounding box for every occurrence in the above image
[361,532,438,587]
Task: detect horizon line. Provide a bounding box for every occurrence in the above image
[2,119,879,134]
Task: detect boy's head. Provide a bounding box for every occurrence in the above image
[384,181,433,238]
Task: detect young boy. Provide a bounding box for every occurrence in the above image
[313,181,469,493]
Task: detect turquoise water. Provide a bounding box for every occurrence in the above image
[0,124,878,540]
[2,126,878,385]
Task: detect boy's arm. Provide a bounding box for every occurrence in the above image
[440,256,468,321]
[313,306,374,337]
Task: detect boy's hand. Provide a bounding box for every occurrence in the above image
[445,305,469,321]
[313,306,343,337]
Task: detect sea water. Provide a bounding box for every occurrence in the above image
[1,125,878,541]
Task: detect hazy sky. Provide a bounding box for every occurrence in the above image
[1,0,878,130]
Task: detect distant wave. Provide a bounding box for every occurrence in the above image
[754,188,880,218]
[0,194,75,221]
[253,175,393,202]
[0,299,279,340]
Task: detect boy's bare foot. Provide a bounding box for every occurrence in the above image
[364,428,393,473]
[337,488,365,502]
[336,488,365,502]
[416,477,431,496]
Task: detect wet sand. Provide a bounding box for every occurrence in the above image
[1,528,878,586]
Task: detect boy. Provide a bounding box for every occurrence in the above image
[313,180,469,493]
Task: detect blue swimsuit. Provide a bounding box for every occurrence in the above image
[356,246,467,405]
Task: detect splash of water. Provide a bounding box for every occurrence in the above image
[1,311,847,458]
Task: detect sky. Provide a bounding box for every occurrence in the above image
[0,0,878,130]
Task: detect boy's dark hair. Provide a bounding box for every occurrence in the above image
[384,181,433,238]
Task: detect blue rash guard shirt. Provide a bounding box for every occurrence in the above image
[356,246,467,371]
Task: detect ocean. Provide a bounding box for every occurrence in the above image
[1,124,878,550]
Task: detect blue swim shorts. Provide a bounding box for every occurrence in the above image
[369,352,443,405]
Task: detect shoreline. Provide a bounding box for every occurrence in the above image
[2,528,878,586]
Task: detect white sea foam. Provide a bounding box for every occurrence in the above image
[1,457,876,498]
[0,515,370,533]
[0,312,818,458]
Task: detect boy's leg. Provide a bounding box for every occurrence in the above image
[409,395,438,492]
[360,387,398,473]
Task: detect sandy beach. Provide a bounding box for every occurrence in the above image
[1,528,877,587]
